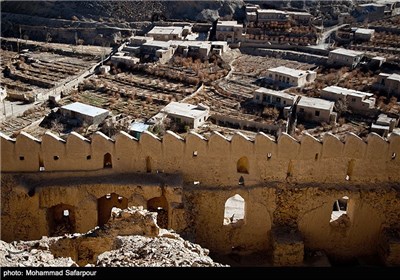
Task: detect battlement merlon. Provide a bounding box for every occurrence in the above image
[1,130,399,186]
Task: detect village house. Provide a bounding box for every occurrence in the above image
[140,40,175,64]
[356,3,386,21]
[215,20,244,43]
[245,4,259,22]
[328,48,364,69]
[377,73,400,97]
[321,86,376,114]
[147,26,186,41]
[174,41,211,60]
[354,28,375,41]
[264,66,316,87]
[60,102,109,126]
[110,52,140,67]
[257,9,289,22]
[129,36,154,46]
[210,41,229,56]
[371,114,399,137]
[296,96,336,124]
[286,11,313,24]
[245,7,311,24]
[148,102,210,129]
[253,88,297,108]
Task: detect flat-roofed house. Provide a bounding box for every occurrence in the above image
[321,86,376,114]
[296,96,336,123]
[253,88,298,108]
[377,73,400,97]
[265,66,316,87]
[371,114,399,137]
[356,3,386,21]
[257,9,289,22]
[287,11,313,24]
[328,48,364,69]
[354,28,375,41]
[147,26,184,41]
[216,20,244,43]
[175,41,211,60]
[129,36,154,46]
[140,40,175,64]
[110,52,140,67]
[160,102,210,129]
[60,102,109,126]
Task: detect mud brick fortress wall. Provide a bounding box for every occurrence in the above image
[1,130,400,265]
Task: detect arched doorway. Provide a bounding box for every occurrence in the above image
[97,193,128,226]
[147,195,168,229]
[223,194,245,225]
[47,203,76,236]
[103,153,112,168]
[330,196,350,224]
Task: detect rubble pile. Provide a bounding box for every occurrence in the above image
[0,207,226,267]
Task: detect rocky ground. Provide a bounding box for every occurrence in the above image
[1,0,244,22]
[0,207,227,267]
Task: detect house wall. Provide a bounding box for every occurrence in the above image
[328,53,362,69]
[296,105,333,123]
[253,91,295,108]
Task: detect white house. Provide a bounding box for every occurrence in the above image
[147,26,185,41]
[328,48,364,69]
[354,28,375,41]
[265,66,316,87]
[377,73,400,96]
[215,21,244,43]
[296,96,336,123]
[321,86,376,114]
[156,102,210,129]
[253,88,298,108]
[60,102,109,126]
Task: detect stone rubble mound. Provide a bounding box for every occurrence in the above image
[0,206,227,267]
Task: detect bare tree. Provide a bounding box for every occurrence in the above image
[51,120,64,136]
[334,98,349,116]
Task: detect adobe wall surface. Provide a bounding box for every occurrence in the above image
[1,172,400,263]
[1,131,400,264]
[1,130,400,186]
[0,171,183,242]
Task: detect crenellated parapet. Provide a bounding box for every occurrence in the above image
[1,130,399,186]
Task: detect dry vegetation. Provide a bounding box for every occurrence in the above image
[287,66,378,97]
[0,104,51,138]
[1,49,97,101]
[245,21,319,45]
[370,14,400,29]
[61,72,197,120]
[232,54,314,78]
[129,55,230,86]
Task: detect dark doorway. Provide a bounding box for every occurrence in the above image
[103,153,112,168]
[97,193,128,226]
[146,156,152,173]
[147,195,168,229]
[47,204,75,236]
